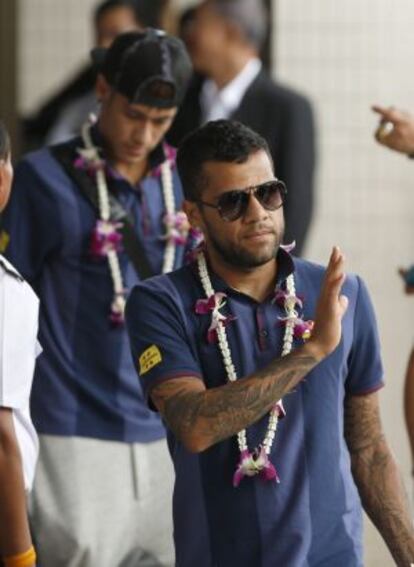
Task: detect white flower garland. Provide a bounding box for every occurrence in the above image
[197,251,298,460]
[79,117,181,322]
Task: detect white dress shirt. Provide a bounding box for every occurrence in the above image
[0,255,40,490]
[200,58,262,123]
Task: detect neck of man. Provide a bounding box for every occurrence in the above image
[206,247,278,303]
[97,122,150,186]
[209,48,258,90]
[112,159,149,186]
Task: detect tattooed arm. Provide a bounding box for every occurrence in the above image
[344,392,414,566]
[152,349,319,452]
[151,247,348,453]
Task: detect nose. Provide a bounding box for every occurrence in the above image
[132,119,152,147]
[242,189,269,223]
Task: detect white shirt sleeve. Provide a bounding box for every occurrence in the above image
[0,267,40,409]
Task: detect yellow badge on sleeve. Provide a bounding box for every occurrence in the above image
[139,344,162,375]
[0,230,10,253]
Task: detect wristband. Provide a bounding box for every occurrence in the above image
[3,546,36,567]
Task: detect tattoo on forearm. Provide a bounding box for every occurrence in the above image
[156,352,317,450]
[345,394,414,566]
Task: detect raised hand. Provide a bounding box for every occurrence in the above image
[307,246,348,360]
[372,105,414,155]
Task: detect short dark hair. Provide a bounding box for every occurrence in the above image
[177,120,273,201]
[0,122,10,161]
[94,0,138,26]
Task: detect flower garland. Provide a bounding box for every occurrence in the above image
[195,250,313,487]
[76,116,190,325]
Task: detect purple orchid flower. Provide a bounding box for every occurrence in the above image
[74,154,105,176]
[233,447,280,487]
[279,315,314,341]
[273,288,303,310]
[152,143,177,177]
[163,211,190,245]
[195,292,227,315]
[292,318,314,340]
[195,292,236,343]
[90,220,123,258]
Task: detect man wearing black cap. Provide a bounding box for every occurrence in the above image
[1,30,193,566]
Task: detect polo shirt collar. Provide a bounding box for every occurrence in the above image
[205,247,295,300]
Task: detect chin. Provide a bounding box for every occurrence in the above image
[226,248,278,269]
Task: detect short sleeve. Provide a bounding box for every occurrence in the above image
[1,156,62,283]
[125,281,203,407]
[345,276,384,395]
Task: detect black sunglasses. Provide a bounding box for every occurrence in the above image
[198,179,287,222]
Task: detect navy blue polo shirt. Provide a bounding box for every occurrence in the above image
[2,129,187,442]
[125,249,384,567]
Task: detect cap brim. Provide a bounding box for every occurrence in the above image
[90,47,107,70]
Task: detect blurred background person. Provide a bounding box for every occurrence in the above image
[2,30,193,567]
[373,103,414,482]
[0,122,40,567]
[45,0,143,145]
[168,0,316,256]
[22,0,173,150]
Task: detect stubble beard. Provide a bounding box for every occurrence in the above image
[207,227,284,269]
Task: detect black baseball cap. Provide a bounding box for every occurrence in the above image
[91,28,193,108]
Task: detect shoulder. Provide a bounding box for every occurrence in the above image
[252,72,313,113]
[0,255,24,282]
[0,255,39,304]
[13,138,81,197]
[128,265,196,306]
[15,140,74,177]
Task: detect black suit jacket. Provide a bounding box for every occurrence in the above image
[168,70,316,256]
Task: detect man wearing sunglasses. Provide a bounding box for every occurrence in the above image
[126,120,414,566]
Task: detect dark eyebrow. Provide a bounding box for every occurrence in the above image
[126,105,175,122]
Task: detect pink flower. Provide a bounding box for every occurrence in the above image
[163,211,190,245]
[74,153,105,176]
[90,220,123,258]
[152,143,177,177]
[273,288,303,310]
[206,314,236,344]
[195,292,236,343]
[195,292,226,315]
[293,318,314,340]
[279,316,314,341]
[233,447,280,487]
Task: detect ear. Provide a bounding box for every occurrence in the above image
[0,163,5,196]
[183,200,205,233]
[95,73,111,102]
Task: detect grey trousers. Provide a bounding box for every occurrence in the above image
[30,435,175,567]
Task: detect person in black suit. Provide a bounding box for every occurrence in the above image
[168,0,316,256]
